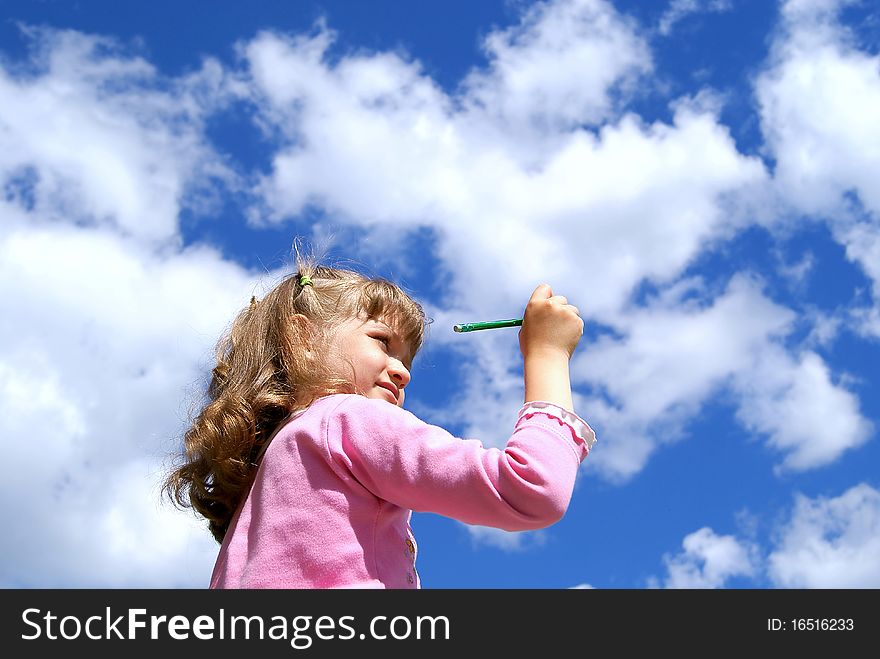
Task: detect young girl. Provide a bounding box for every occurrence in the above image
[165,259,596,588]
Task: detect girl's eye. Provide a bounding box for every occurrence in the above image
[373,335,390,347]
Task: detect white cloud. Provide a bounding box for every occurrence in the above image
[768,483,880,587]
[757,0,880,219]
[756,0,880,336]
[657,527,760,588]
[583,276,792,423]
[733,349,873,473]
[461,0,652,131]
[570,272,871,479]
[574,275,770,479]
[0,223,258,586]
[653,483,880,588]
[658,0,733,37]
[0,27,261,585]
[0,26,235,244]
[244,27,459,226]
[246,11,764,324]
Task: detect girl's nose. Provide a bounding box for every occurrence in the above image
[390,362,411,388]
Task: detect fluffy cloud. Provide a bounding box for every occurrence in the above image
[757,0,880,218]
[733,349,872,473]
[461,0,652,131]
[246,6,764,321]
[0,27,237,245]
[0,223,257,586]
[0,28,255,586]
[654,527,759,588]
[572,274,870,478]
[654,483,880,588]
[756,0,880,336]
[573,275,791,478]
[768,483,880,587]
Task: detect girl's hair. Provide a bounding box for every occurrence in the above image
[163,258,427,543]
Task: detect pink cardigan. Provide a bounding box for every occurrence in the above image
[210,393,596,589]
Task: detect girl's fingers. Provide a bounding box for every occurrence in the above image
[549,297,579,316]
[530,284,553,302]
[528,287,581,320]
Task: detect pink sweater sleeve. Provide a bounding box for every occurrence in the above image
[324,395,594,532]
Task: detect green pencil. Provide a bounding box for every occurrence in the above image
[453,318,523,333]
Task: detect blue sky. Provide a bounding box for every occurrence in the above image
[1,0,878,588]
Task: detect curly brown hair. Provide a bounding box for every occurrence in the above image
[163,257,428,543]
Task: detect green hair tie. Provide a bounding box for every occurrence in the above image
[299,275,313,287]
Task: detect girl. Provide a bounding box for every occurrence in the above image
[164,259,596,588]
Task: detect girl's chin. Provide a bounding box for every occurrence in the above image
[375,388,399,405]
[362,384,398,405]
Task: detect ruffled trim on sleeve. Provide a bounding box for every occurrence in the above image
[516,401,598,451]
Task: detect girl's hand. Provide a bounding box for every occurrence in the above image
[519,283,583,362]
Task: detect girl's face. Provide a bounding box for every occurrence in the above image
[328,314,413,407]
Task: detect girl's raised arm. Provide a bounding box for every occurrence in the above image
[518,283,584,412]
